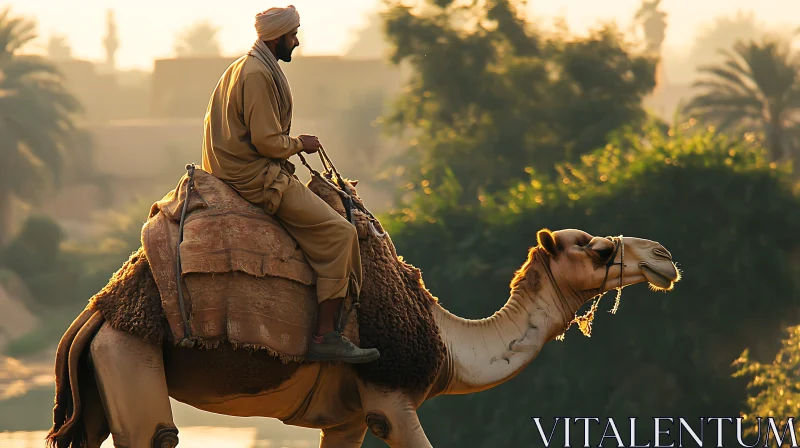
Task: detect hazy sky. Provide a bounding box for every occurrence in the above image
[7,0,797,70]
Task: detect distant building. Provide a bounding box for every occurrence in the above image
[150,55,406,119]
[52,53,407,123]
[53,59,150,123]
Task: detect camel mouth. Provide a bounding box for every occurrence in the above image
[641,263,678,291]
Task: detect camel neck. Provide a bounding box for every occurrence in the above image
[431,255,582,395]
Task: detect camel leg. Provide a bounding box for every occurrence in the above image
[90,322,178,448]
[319,420,368,448]
[357,383,432,448]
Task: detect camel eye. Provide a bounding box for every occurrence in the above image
[593,246,614,260]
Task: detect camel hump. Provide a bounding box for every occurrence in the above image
[141,169,319,360]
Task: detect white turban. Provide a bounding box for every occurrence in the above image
[255,5,300,41]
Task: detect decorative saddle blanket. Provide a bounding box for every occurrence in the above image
[142,169,356,360]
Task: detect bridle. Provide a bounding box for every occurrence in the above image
[538,235,626,338]
[600,235,625,298]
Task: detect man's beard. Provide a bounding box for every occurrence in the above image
[276,36,294,62]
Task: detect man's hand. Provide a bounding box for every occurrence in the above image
[299,135,321,153]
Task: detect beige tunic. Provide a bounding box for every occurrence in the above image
[201,52,362,303]
[201,55,303,214]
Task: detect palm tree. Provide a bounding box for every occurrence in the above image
[0,8,81,242]
[103,9,119,71]
[684,37,800,163]
[634,0,668,56]
[173,20,222,57]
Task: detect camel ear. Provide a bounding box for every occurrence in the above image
[537,229,559,255]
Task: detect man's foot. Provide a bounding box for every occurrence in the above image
[306,331,380,363]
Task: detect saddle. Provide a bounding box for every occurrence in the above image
[142,167,363,360]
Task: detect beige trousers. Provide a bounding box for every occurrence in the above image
[269,173,362,304]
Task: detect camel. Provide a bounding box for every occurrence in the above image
[44,180,680,448]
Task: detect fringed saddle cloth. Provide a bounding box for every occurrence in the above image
[143,169,324,361]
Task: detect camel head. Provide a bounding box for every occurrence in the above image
[532,228,680,308]
[430,228,681,396]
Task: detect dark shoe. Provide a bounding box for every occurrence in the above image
[306,331,380,363]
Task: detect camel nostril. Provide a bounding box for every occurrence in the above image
[653,247,672,260]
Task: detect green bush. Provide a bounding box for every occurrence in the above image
[367,122,800,447]
[733,324,800,443]
[0,215,83,308]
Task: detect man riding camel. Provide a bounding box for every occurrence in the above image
[201,5,379,364]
